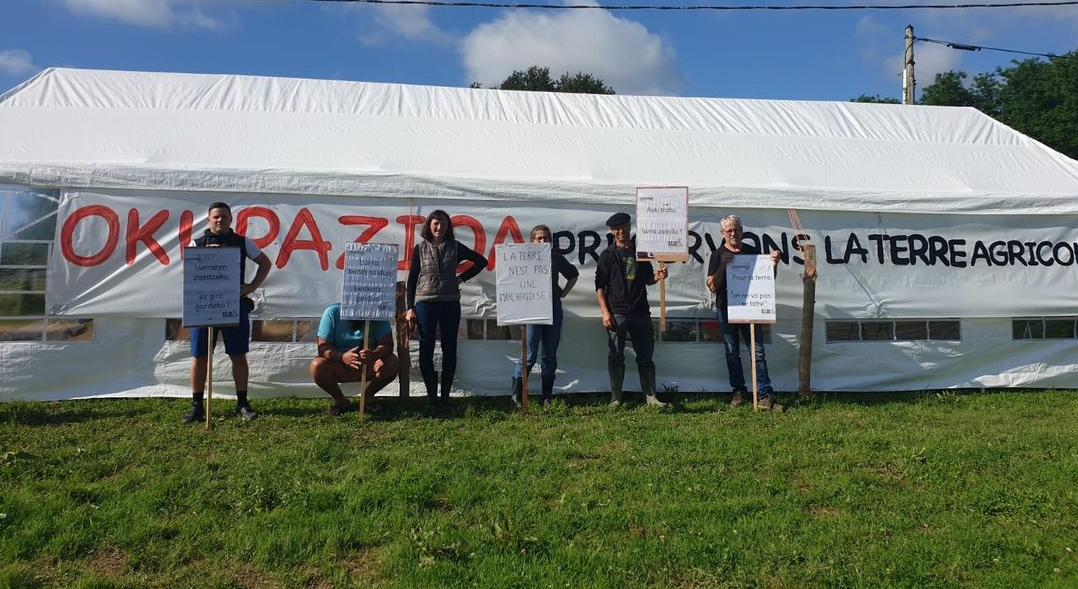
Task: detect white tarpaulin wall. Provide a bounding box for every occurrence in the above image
[2,67,1078,400]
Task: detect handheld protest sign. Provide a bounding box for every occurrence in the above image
[184,246,242,430]
[342,243,399,419]
[726,255,777,410]
[496,243,554,414]
[635,187,688,332]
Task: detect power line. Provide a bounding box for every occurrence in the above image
[304,0,1078,12]
[916,36,1073,60]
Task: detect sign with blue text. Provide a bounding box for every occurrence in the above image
[496,243,553,326]
[183,246,241,328]
[726,255,777,324]
[635,186,689,263]
[341,243,398,321]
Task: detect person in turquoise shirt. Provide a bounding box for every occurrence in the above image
[310,303,399,415]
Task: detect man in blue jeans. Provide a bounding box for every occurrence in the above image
[706,214,785,412]
[595,212,669,408]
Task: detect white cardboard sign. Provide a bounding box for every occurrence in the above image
[495,243,553,326]
[341,243,399,321]
[183,246,241,328]
[635,186,689,262]
[726,255,777,324]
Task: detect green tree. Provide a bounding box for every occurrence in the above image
[857,49,1078,159]
[920,71,976,107]
[850,94,900,104]
[474,65,616,95]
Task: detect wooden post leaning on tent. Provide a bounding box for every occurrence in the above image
[798,245,817,398]
[358,320,371,419]
[205,327,214,430]
[520,326,529,415]
[395,280,409,398]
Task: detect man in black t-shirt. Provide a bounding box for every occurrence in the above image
[594,212,669,408]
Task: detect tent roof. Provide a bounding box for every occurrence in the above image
[2,67,1077,214]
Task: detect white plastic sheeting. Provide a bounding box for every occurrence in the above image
[2,68,1078,215]
[2,67,1078,400]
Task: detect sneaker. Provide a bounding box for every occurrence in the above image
[729,392,747,408]
[608,399,622,408]
[235,403,258,421]
[758,397,787,413]
[182,403,205,424]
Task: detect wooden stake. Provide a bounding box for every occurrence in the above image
[359,320,370,420]
[798,245,817,398]
[395,280,410,398]
[750,324,759,411]
[520,326,529,415]
[658,261,667,333]
[205,326,213,430]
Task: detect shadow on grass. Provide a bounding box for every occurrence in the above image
[0,399,151,427]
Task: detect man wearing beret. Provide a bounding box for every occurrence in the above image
[594,212,669,408]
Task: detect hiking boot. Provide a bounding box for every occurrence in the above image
[235,403,258,421]
[182,402,205,424]
[758,397,787,413]
[729,392,747,408]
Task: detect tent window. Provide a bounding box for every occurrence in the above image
[827,319,961,343]
[167,318,319,343]
[1013,317,1077,340]
[0,186,93,343]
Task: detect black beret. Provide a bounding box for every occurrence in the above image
[606,212,631,227]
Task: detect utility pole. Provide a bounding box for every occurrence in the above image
[903,25,916,105]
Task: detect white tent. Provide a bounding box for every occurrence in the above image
[2,67,1077,400]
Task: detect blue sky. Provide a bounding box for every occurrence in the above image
[2,0,1076,101]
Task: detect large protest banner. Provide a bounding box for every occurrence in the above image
[341,243,398,321]
[495,243,553,326]
[47,191,1078,321]
[182,247,241,328]
[726,255,777,324]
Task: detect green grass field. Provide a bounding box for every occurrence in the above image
[1,391,1076,589]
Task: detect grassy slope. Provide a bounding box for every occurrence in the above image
[1,392,1076,589]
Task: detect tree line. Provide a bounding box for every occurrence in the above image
[852,49,1078,160]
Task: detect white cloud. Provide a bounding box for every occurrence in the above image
[460,6,683,95]
[372,5,451,43]
[886,42,963,92]
[58,0,222,30]
[0,50,39,77]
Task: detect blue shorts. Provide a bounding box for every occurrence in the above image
[190,307,250,357]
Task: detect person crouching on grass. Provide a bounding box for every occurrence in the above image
[310,303,400,415]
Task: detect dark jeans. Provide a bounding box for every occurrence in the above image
[718,308,773,399]
[606,314,657,396]
[513,302,563,379]
[416,301,461,396]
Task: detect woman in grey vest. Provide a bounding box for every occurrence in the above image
[404,210,488,406]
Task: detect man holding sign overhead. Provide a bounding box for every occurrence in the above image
[706,215,785,412]
[595,212,669,408]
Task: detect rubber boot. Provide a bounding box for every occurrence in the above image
[541,376,555,406]
[424,372,439,407]
[640,364,668,409]
[608,364,624,407]
[511,377,523,408]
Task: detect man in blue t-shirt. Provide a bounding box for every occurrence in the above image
[310,303,399,415]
